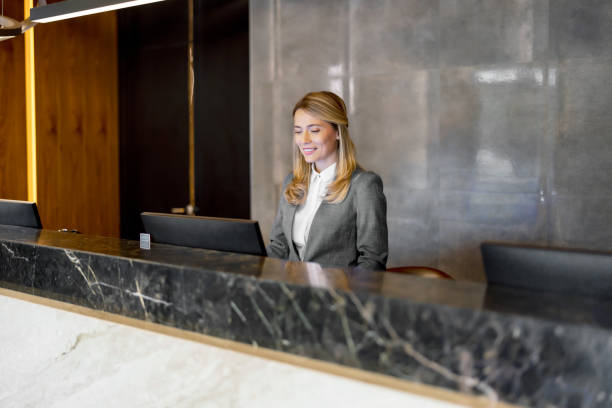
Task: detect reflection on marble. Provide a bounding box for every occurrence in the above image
[1,294,465,408]
[3,225,612,406]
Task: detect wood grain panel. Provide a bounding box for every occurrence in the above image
[0,1,27,200]
[35,12,119,236]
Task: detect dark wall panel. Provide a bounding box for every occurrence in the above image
[119,0,250,239]
[119,0,190,239]
[194,0,250,219]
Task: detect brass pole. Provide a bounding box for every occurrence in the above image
[24,0,37,203]
[187,0,195,214]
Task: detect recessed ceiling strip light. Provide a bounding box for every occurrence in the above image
[30,0,165,24]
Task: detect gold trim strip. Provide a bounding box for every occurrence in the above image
[24,0,37,203]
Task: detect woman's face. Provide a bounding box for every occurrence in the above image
[293,108,339,172]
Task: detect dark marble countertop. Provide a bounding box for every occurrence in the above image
[1,225,611,407]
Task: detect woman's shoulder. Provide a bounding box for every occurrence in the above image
[282,171,294,187]
[348,168,384,200]
[350,167,383,187]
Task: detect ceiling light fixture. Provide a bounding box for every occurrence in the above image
[30,0,166,24]
[0,15,32,42]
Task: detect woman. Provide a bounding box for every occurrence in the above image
[268,91,388,270]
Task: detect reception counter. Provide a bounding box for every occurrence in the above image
[1,225,611,407]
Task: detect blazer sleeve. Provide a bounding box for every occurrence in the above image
[354,172,388,270]
[267,173,293,259]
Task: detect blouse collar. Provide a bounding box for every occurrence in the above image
[311,162,337,183]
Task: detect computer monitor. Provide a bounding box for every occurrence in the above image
[0,199,42,229]
[141,212,267,256]
[481,242,612,299]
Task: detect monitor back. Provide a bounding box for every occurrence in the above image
[0,199,42,229]
[141,212,267,256]
[481,243,612,299]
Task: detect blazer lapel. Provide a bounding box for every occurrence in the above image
[303,201,328,260]
[285,203,298,257]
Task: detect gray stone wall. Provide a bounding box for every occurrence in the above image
[250,0,612,281]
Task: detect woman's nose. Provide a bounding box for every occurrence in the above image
[299,131,311,144]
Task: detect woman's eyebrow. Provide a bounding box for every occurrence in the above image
[294,123,321,128]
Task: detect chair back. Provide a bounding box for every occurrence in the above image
[481,242,612,298]
[386,266,453,280]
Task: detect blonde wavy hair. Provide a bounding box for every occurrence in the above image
[285,91,358,205]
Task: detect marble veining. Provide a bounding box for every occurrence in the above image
[2,294,467,408]
[2,225,612,407]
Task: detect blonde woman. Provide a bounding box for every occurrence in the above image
[268,91,388,270]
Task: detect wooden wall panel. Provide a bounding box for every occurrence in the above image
[0,1,27,200]
[35,12,119,236]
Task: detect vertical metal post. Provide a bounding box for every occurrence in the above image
[187,0,195,214]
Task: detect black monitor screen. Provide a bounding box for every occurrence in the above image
[0,199,42,229]
[141,212,267,256]
[481,242,612,299]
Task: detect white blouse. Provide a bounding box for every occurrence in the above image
[292,163,337,260]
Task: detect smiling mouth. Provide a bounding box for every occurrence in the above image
[302,147,317,155]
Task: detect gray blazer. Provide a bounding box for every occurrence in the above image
[268,168,388,270]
